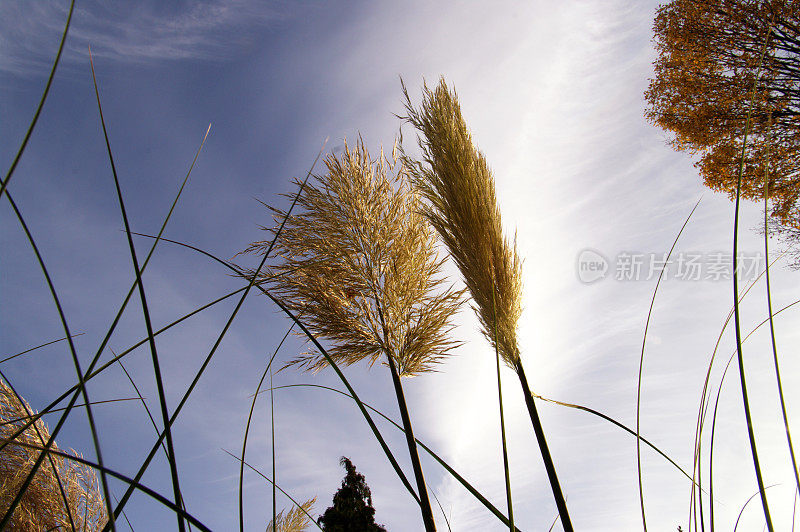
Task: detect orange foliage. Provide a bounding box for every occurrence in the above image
[645,0,800,231]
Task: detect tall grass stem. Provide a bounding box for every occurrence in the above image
[89,48,184,532]
[514,362,572,532]
[636,198,701,531]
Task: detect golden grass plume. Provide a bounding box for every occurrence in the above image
[400,78,523,368]
[0,378,107,531]
[266,497,316,532]
[240,137,464,377]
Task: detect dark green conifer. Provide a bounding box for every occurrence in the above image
[318,457,386,532]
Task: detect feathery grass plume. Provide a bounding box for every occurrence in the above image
[267,498,316,532]
[241,137,463,377]
[0,378,106,531]
[399,80,522,368]
[241,138,463,531]
[400,77,573,531]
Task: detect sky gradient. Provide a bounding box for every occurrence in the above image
[2,1,799,530]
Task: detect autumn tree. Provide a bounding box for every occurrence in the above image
[318,457,386,532]
[645,0,800,244]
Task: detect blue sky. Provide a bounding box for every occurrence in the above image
[2,1,799,530]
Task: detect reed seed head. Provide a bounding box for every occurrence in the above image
[266,497,316,532]
[0,378,107,531]
[241,137,464,377]
[400,78,523,368]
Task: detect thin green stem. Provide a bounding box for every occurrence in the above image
[101,147,339,528]
[493,287,513,531]
[762,118,800,495]
[270,367,276,532]
[0,333,85,364]
[637,198,701,532]
[430,489,452,532]
[692,253,784,531]
[113,352,192,532]
[731,26,774,532]
[0,191,113,532]
[222,449,323,532]
[386,354,436,531]
[515,362,572,532]
[733,485,778,532]
[237,325,293,532]
[10,441,212,532]
[89,50,183,531]
[268,382,521,532]
[0,121,209,530]
[3,398,139,426]
[0,0,74,201]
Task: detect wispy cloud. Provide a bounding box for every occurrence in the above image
[0,0,295,76]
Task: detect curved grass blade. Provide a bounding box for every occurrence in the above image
[430,489,452,532]
[0,333,85,365]
[3,397,140,426]
[0,119,210,525]
[1,0,75,201]
[0,122,209,460]
[222,449,323,531]
[761,119,800,495]
[708,346,736,532]
[238,324,293,532]
[112,351,193,531]
[636,197,701,531]
[102,145,329,529]
[8,440,212,532]
[0,370,76,531]
[708,297,800,530]
[690,253,784,529]
[271,381,702,523]
[125,229,423,507]
[89,49,185,531]
[730,31,774,532]
[527,391,696,484]
[0,282,251,433]
[733,485,778,532]
[0,191,113,531]
[385,352,435,530]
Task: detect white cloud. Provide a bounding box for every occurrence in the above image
[0,0,293,76]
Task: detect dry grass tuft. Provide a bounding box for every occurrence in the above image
[241,137,463,377]
[266,497,316,532]
[400,78,523,368]
[0,378,106,531]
